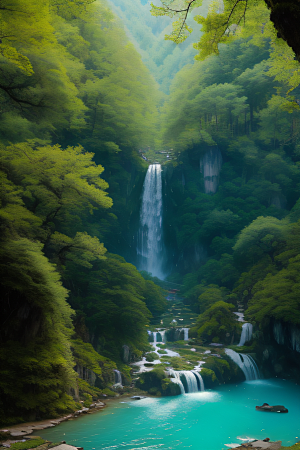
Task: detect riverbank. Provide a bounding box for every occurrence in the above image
[0,401,106,438]
[0,391,149,439]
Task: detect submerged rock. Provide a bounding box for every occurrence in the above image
[255,403,288,413]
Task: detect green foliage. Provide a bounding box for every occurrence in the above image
[77,379,101,398]
[233,216,288,268]
[0,237,78,423]
[10,439,46,450]
[71,339,114,377]
[83,393,93,407]
[246,254,300,326]
[192,301,240,343]
[143,280,168,317]
[200,368,217,383]
[146,352,159,362]
[197,285,229,313]
[100,388,116,397]
[67,254,153,361]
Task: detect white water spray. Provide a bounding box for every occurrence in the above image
[169,369,205,393]
[238,323,253,346]
[137,164,164,278]
[181,328,189,341]
[225,349,260,381]
[113,369,123,387]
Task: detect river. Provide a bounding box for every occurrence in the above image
[39,379,300,450]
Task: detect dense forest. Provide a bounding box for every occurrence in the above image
[1,0,300,427]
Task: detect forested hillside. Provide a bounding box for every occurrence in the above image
[107,0,207,92]
[160,27,300,352]
[0,0,166,424]
[1,0,300,428]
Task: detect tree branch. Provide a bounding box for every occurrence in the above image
[0,83,44,107]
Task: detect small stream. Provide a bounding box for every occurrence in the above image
[39,379,300,450]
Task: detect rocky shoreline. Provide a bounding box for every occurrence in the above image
[0,400,107,440]
[1,396,299,450]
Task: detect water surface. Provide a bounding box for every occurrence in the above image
[39,379,300,450]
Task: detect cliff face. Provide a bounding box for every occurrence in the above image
[256,321,300,382]
[265,0,300,61]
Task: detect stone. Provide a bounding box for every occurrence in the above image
[49,445,82,450]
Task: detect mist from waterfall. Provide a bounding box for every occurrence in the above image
[137,164,165,279]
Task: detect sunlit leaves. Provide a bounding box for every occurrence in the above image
[1,142,112,230]
[51,231,107,268]
[151,0,203,43]
[0,45,34,75]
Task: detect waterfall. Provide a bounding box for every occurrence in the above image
[148,330,167,345]
[159,330,166,343]
[169,370,185,394]
[169,369,205,394]
[225,349,260,381]
[150,331,165,344]
[200,147,222,194]
[137,164,164,279]
[181,328,189,341]
[113,369,123,386]
[238,323,253,346]
[152,332,157,344]
[192,370,205,391]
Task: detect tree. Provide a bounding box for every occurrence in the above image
[0,142,112,239]
[190,301,239,343]
[246,254,300,327]
[0,238,77,423]
[233,216,287,267]
[151,0,300,61]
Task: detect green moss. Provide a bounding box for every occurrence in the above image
[10,439,46,450]
[200,368,217,388]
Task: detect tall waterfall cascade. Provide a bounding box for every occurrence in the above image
[238,323,253,346]
[169,369,205,394]
[225,349,260,381]
[137,164,164,279]
[200,148,223,194]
